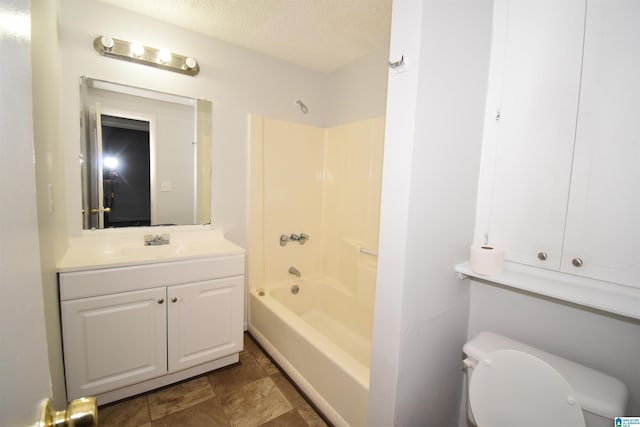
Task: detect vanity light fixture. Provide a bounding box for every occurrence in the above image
[93,35,200,76]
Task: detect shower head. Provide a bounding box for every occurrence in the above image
[296,100,309,114]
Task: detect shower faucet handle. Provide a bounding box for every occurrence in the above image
[281,233,308,245]
[289,266,301,277]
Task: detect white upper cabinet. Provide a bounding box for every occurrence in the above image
[478,0,586,270]
[477,0,640,288]
[561,0,640,287]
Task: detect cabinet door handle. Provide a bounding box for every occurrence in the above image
[572,257,583,267]
[537,252,548,261]
[157,298,165,304]
[171,297,178,303]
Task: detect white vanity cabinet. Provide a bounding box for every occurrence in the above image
[477,0,640,289]
[59,254,244,403]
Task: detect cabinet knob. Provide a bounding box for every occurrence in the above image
[171,297,178,303]
[157,298,165,304]
[572,257,583,267]
[537,252,548,261]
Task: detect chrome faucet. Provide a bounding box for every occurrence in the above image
[286,233,309,245]
[288,266,301,277]
[280,233,309,246]
[144,233,170,246]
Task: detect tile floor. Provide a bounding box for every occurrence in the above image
[98,333,329,427]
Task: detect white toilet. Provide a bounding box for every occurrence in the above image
[463,332,628,427]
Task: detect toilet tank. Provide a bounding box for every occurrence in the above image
[463,332,628,426]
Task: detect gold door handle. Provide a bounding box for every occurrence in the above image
[39,397,97,427]
[90,207,111,214]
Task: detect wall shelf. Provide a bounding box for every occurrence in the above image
[455,261,640,321]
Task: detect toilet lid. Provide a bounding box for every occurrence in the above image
[469,350,585,427]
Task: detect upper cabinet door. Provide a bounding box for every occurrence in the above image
[481,0,586,269]
[561,0,640,288]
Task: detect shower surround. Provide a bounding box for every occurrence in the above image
[248,115,384,426]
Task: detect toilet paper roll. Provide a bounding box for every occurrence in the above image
[469,245,505,275]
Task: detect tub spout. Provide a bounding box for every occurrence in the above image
[288,266,301,277]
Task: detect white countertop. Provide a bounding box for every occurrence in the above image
[57,229,245,273]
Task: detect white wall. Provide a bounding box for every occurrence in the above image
[326,48,390,127]
[31,0,68,406]
[369,0,493,425]
[0,0,54,424]
[59,0,330,245]
[466,282,640,418]
[368,2,424,422]
[154,109,195,225]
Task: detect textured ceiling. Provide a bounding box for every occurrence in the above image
[97,0,392,73]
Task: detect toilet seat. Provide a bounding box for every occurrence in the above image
[469,349,586,427]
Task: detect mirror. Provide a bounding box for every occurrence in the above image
[79,77,211,229]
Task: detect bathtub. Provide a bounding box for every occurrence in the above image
[248,277,372,427]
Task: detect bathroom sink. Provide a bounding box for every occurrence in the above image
[120,244,187,259]
[57,231,245,272]
[119,241,216,260]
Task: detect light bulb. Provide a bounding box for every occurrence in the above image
[103,156,118,170]
[158,50,172,63]
[130,42,144,57]
[100,36,114,50]
[185,57,197,69]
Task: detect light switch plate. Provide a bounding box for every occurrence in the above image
[48,184,54,213]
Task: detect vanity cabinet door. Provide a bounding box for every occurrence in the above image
[167,276,244,373]
[61,287,167,400]
[560,0,640,288]
[479,0,585,269]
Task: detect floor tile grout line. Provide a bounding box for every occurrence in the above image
[145,395,151,426]
[244,332,334,427]
[97,332,328,427]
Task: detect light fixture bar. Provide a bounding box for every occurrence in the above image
[93,36,200,76]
